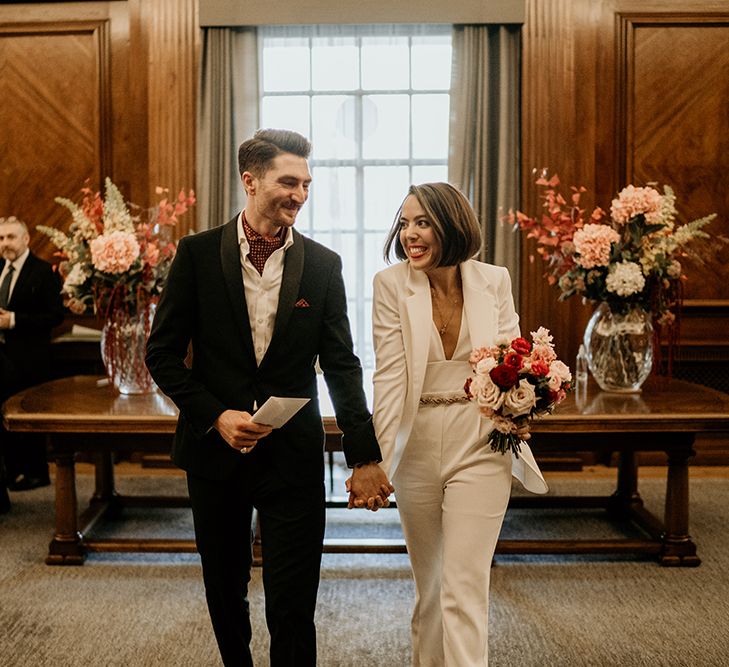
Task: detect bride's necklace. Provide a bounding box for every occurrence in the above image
[430,287,459,336]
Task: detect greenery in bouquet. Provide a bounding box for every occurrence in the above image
[506,174,718,330]
[39,178,195,318]
[464,327,571,456]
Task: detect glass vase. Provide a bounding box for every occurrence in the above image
[583,302,653,393]
[100,304,157,395]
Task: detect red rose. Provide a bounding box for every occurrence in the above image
[511,337,532,355]
[489,364,519,390]
[503,352,524,370]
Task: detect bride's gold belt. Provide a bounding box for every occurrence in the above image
[419,392,470,406]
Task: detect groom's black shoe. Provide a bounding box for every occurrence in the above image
[8,474,51,491]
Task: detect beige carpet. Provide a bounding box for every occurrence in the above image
[1,467,728,666]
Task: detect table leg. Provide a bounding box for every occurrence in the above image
[660,444,700,567]
[92,451,121,518]
[607,449,643,519]
[46,450,85,565]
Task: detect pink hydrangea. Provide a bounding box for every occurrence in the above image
[573,224,620,268]
[89,231,140,274]
[610,185,664,225]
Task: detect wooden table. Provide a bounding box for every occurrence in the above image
[3,375,729,566]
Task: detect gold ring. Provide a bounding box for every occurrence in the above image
[241,447,249,454]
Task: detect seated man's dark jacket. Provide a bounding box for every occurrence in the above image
[1,252,64,397]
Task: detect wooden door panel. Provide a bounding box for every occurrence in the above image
[628,21,729,302]
[0,21,110,261]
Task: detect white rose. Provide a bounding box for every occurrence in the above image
[548,360,572,389]
[501,380,537,417]
[476,357,497,374]
[473,374,505,411]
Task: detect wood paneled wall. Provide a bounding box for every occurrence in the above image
[1,0,726,395]
[520,0,729,380]
[0,0,198,263]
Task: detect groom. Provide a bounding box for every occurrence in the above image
[146,128,392,666]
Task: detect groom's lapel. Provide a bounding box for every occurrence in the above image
[220,218,256,360]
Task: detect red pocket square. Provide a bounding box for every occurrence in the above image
[295,298,310,308]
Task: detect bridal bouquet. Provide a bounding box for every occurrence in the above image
[464,327,571,456]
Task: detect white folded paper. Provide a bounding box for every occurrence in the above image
[251,396,310,428]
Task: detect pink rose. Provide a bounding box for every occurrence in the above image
[469,347,493,366]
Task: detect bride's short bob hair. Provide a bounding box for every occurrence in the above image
[383,182,482,267]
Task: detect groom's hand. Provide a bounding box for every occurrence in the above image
[214,409,272,453]
[346,463,394,512]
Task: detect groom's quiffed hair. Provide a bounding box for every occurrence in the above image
[238,128,311,176]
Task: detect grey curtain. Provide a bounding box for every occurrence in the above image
[448,25,521,302]
[197,27,259,230]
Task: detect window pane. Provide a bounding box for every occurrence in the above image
[412,94,449,159]
[256,26,452,373]
[311,96,356,160]
[261,96,310,139]
[361,300,374,369]
[262,43,311,92]
[362,95,409,159]
[296,201,312,233]
[310,166,356,231]
[312,38,358,90]
[361,37,409,90]
[412,38,452,90]
[412,165,448,184]
[363,166,410,230]
[364,231,389,298]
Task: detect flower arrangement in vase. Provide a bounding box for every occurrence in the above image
[506,174,718,392]
[39,179,195,394]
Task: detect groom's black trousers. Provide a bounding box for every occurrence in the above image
[187,453,326,667]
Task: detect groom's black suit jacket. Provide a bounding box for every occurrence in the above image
[146,218,381,484]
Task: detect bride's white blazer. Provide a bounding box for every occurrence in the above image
[372,259,548,494]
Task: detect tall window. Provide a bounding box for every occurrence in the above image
[260,25,452,369]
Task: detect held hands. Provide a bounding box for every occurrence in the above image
[345,463,394,512]
[214,409,273,454]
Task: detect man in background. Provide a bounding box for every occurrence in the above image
[0,216,64,509]
[146,128,392,666]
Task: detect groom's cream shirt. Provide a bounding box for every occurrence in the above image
[372,259,548,494]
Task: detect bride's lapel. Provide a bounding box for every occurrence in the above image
[461,261,497,349]
[404,263,431,399]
